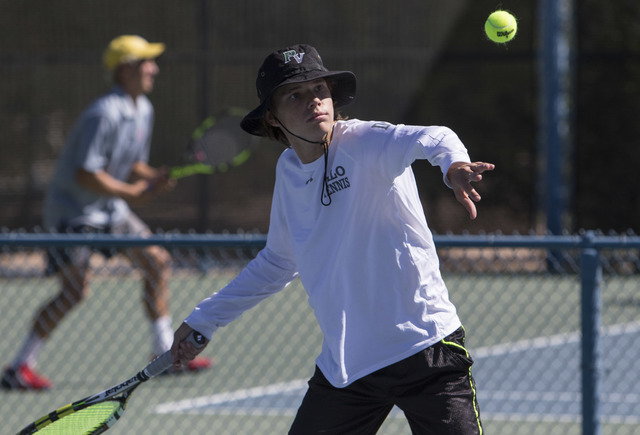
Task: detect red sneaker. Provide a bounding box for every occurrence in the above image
[162,356,213,375]
[185,356,213,372]
[1,364,53,391]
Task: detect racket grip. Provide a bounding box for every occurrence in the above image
[144,330,207,378]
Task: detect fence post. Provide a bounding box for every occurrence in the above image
[580,231,602,435]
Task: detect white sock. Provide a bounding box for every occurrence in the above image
[12,332,44,369]
[152,316,174,356]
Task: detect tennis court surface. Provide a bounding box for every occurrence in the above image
[152,321,640,425]
[2,246,639,434]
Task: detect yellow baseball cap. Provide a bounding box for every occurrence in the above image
[103,35,165,71]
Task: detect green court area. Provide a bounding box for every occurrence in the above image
[2,264,638,434]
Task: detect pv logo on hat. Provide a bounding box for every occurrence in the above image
[283,50,305,64]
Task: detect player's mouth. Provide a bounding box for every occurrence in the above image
[307,112,328,123]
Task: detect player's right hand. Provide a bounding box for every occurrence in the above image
[145,167,177,194]
[171,322,208,369]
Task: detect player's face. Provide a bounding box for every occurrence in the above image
[122,59,159,97]
[136,59,159,94]
[270,78,335,144]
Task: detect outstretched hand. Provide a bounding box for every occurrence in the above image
[446,161,495,220]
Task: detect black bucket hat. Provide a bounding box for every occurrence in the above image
[240,44,357,137]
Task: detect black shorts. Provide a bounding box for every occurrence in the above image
[289,327,483,435]
[46,213,150,274]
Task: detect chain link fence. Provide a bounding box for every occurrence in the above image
[1,231,639,434]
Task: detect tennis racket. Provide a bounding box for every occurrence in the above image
[170,107,255,179]
[16,331,206,435]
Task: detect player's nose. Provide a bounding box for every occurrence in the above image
[308,95,322,109]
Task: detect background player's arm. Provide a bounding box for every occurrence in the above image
[131,161,163,180]
[130,161,176,193]
[76,167,151,203]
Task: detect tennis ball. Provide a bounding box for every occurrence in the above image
[485,10,517,43]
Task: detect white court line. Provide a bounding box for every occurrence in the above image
[153,385,640,424]
[152,321,640,421]
[480,390,640,405]
[470,320,640,358]
[153,379,308,415]
[481,412,640,425]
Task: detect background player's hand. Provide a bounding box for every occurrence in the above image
[146,166,176,194]
[447,161,495,220]
[171,322,208,369]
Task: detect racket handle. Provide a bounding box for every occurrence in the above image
[144,330,207,378]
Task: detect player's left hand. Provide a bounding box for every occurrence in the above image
[447,161,495,220]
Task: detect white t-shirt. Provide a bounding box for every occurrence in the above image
[186,119,471,387]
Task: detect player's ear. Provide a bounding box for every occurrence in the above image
[264,110,280,128]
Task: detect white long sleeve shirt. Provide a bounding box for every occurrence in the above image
[186,119,471,387]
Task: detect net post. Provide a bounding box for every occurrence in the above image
[580,231,602,435]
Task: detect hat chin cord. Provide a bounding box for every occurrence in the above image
[272,114,333,206]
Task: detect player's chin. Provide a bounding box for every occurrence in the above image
[143,80,155,93]
[309,117,333,135]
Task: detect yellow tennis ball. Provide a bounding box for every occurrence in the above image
[485,10,517,43]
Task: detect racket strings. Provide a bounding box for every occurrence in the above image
[199,122,247,164]
[172,109,253,179]
[187,116,248,168]
[35,401,124,434]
